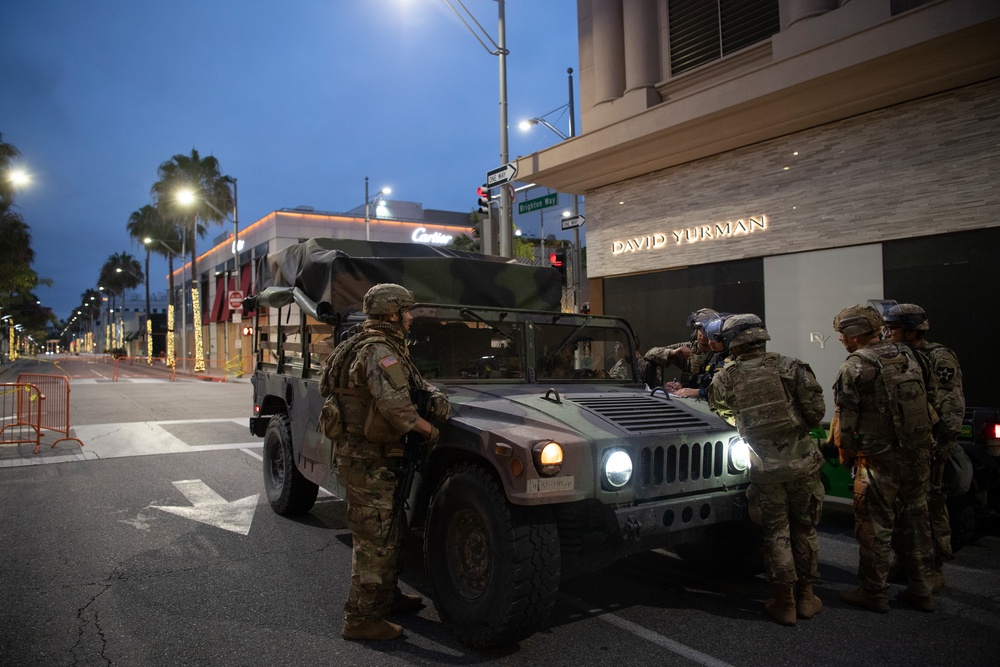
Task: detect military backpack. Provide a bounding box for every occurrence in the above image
[852,345,935,447]
[726,353,803,440]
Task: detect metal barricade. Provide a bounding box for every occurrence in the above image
[16,373,84,449]
[0,382,43,453]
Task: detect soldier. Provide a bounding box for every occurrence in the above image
[319,283,451,641]
[670,313,731,398]
[884,303,965,593]
[832,304,936,614]
[644,308,718,386]
[708,314,826,626]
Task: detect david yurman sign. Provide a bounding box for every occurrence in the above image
[611,215,767,255]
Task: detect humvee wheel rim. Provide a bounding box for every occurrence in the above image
[447,507,491,598]
[268,440,286,488]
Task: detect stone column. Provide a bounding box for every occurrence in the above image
[592,0,625,104]
[623,0,660,93]
[779,0,840,30]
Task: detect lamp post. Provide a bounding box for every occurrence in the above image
[441,0,511,257]
[518,68,582,309]
[364,177,391,242]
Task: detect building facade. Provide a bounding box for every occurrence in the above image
[518,0,1000,410]
[168,203,472,375]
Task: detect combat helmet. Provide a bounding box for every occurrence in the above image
[721,313,770,349]
[833,304,883,337]
[363,283,414,316]
[685,308,719,330]
[884,303,929,332]
[702,313,732,342]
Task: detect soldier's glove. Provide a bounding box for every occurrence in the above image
[422,425,440,452]
[428,391,451,423]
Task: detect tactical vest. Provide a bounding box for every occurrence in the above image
[851,345,934,448]
[320,329,399,438]
[726,353,803,440]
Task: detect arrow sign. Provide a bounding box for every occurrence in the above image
[487,162,518,187]
[152,480,259,536]
[561,214,585,230]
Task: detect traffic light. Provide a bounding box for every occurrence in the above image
[242,325,253,336]
[477,184,491,216]
[549,247,567,283]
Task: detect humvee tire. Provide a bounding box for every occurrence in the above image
[424,462,560,648]
[263,414,319,515]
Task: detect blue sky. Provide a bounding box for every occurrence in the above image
[0,0,580,320]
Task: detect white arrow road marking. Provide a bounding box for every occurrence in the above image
[152,479,259,535]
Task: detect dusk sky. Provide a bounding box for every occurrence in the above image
[1,1,580,321]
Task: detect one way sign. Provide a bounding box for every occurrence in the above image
[487,162,518,187]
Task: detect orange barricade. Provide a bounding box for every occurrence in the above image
[16,373,84,450]
[0,382,43,453]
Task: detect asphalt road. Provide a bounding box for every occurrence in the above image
[1,357,998,666]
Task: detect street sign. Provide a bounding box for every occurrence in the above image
[487,162,518,187]
[228,290,244,310]
[518,193,558,215]
[561,214,586,230]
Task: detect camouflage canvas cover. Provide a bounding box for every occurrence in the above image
[256,238,563,317]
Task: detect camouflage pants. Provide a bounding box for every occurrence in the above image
[892,448,953,570]
[338,457,405,627]
[747,473,825,586]
[854,448,934,598]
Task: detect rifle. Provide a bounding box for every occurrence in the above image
[385,388,433,546]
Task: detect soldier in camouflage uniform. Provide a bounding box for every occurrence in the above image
[708,314,826,626]
[319,283,451,641]
[832,304,936,614]
[884,303,965,593]
[644,308,718,386]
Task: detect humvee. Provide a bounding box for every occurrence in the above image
[246,238,757,648]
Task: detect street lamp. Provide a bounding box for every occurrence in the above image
[363,177,391,241]
[520,68,582,309]
[7,168,30,188]
[440,0,511,258]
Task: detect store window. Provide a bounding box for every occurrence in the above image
[603,258,764,355]
[883,227,1000,407]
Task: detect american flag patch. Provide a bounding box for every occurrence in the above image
[380,355,398,368]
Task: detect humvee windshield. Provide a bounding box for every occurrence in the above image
[408,306,637,382]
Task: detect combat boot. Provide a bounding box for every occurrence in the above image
[390,588,424,614]
[341,619,404,641]
[764,584,797,626]
[932,568,945,594]
[839,587,889,613]
[898,587,935,613]
[795,580,823,619]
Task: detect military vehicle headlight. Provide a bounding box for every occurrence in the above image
[729,437,751,473]
[532,441,564,476]
[602,448,632,489]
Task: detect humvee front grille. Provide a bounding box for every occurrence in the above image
[637,441,726,487]
[571,395,712,433]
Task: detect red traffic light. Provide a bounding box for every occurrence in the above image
[549,251,563,267]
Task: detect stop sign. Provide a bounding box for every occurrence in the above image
[228,290,244,310]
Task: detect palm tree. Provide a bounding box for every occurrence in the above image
[0,132,21,207]
[98,252,144,352]
[126,205,162,324]
[150,149,234,283]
